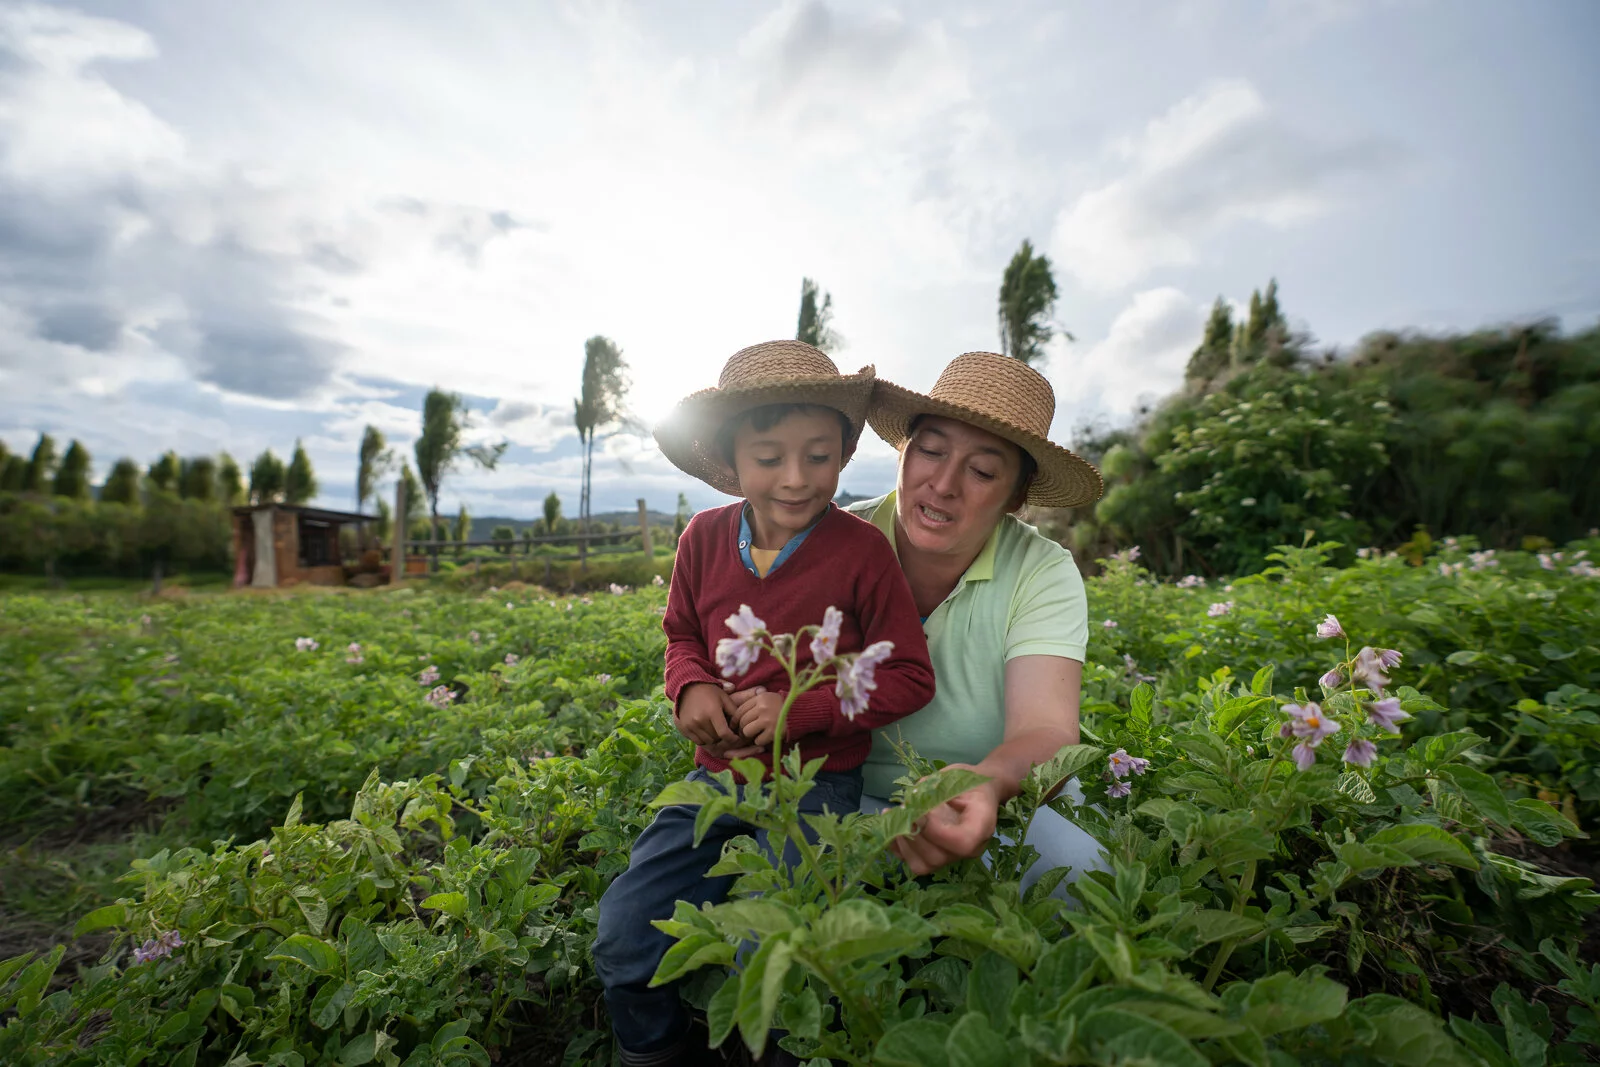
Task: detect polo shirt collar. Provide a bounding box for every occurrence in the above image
[871,490,1001,586]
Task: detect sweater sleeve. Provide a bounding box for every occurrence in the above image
[784,531,936,740]
[661,516,721,709]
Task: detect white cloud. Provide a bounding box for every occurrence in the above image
[1060,287,1206,422]
[1050,79,1400,292]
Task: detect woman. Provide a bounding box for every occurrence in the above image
[722,351,1107,888]
[844,351,1105,885]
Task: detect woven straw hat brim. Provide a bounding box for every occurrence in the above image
[868,378,1104,508]
[654,369,876,496]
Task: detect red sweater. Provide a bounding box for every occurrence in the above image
[663,502,935,778]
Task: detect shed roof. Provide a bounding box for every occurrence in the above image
[231,504,377,524]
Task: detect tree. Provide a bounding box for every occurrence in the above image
[217,453,244,506]
[1185,298,1236,387]
[53,440,92,498]
[398,463,424,532]
[997,239,1064,366]
[796,278,841,352]
[453,503,470,559]
[674,491,690,542]
[491,524,515,554]
[285,440,317,505]
[357,425,393,513]
[542,491,562,535]
[147,450,181,495]
[25,433,58,493]
[573,336,630,564]
[0,452,25,491]
[101,458,142,505]
[249,450,286,504]
[180,456,217,501]
[414,389,506,546]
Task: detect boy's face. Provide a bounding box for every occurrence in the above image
[728,408,844,546]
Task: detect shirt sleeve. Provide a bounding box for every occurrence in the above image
[661,516,722,709]
[784,531,936,740]
[1004,546,1089,663]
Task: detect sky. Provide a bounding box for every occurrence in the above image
[1,0,1596,518]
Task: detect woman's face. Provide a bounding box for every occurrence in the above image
[895,415,1024,562]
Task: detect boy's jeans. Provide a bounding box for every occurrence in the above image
[593,765,864,1055]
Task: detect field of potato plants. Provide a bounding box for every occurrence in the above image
[2,535,1598,1066]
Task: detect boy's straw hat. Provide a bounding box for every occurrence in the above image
[654,340,876,496]
[868,352,1104,508]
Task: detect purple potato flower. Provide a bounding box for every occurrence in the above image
[1375,648,1403,670]
[1343,739,1378,767]
[1316,614,1346,640]
[716,605,768,677]
[1281,702,1341,745]
[1107,779,1132,798]
[1208,601,1234,617]
[836,641,894,720]
[426,685,456,707]
[1365,697,1412,734]
[1352,647,1390,691]
[131,929,183,965]
[295,637,318,652]
[419,665,441,686]
[1108,748,1151,779]
[1319,668,1344,689]
[504,653,519,666]
[1292,742,1319,771]
[810,606,843,665]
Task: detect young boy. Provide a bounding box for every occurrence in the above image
[591,340,935,1066]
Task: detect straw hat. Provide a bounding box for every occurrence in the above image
[654,340,876,496]
[868,352,1103,508]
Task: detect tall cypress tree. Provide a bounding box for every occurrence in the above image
[101,458,142,505]
[147,451,181,494]
[217,453,244,506]
[284,440,317,505]
[24,433,58,493]
[53,440,92,498]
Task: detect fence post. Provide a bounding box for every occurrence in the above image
[637,498,652,559]
[391,480,406,585]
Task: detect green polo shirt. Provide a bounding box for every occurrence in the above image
[847,492,1089,799]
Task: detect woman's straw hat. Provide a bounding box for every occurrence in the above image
[868,352,1104,508]
[654,340,876,496]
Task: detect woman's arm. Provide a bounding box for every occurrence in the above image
[890,654,1081,875]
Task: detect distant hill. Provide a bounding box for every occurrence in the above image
[833,491,872,506]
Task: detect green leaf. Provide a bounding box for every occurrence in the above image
[1367,824,1478,870]
[268,933,342,975]
[1337,772,1377,805]
[946,1011,1008,1067]
[1439,767,1514,827]
[73,903,127,936]
[1233,969,1348,1036]
[312,980,356,1030]
[966,953,1017,1032]
[1130,683,1154,725]
[706,974,739,1049]
[155,1008,191,1044]
[651,933,734,986]
[651,780,725,809]
[1336,841,1419,872]
[1413,730,1484,767]
[1024,744,1105,806]
[283,792,303,829]
[875,1018,952,1067]
[1510,798,1583,847]
[1350,995,1477,1067]
[811,899,935,968]
[1250,664,1275,696]
[1178,910,1265,945]
[1077,1009,1208,1067]
[780,984,822,1040]
[420,892,468,920]
[735,935,793,1058]
[341,1031,396,1066]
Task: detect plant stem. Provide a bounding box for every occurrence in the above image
[1203,859,1257,992]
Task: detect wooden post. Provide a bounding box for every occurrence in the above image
[391,479,406,585]
[637,498,652,559]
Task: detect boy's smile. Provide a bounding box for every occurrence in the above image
[728,408,844,550]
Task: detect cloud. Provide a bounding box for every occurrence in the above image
[486,399,576,451]
[1050,79,1403,292]
[1064,287,1207,419]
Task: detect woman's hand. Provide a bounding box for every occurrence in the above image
[890,764,1001,875]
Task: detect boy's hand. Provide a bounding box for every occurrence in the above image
[675,683,739,747]
[731,687,788,747]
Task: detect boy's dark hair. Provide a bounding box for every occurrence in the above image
[715,403,857,467]
[907,414,1037,506]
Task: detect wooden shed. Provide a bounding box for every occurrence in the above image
[231,504,377,588]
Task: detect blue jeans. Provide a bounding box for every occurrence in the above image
[593,765,864,1054]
